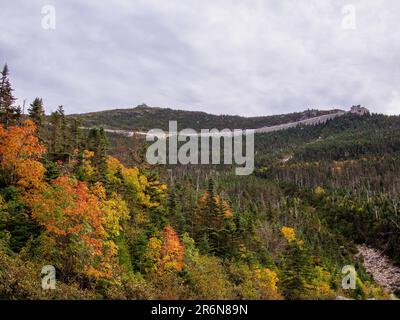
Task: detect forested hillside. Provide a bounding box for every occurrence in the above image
[256,113,400,274]
[73,104,340,131]
[0,64,398,300]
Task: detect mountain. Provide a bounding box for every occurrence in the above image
[71,104,343,131]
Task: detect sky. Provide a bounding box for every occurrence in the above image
[1,0,399,116]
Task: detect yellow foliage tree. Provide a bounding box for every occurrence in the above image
[81,150,96,181]
[281,226,296,243]
[230,263,282,300]
[314,186,325,196]
[106,156,166,209]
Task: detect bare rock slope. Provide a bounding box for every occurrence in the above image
[357,244,400,294]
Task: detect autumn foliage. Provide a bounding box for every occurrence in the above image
[145,226,185,274]
[160,226,185,272]
[31,176,127,279]
[0,120,46,190]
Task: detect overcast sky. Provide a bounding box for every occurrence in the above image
[1,0,399,116]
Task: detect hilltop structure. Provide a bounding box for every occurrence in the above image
[350,105,370,115]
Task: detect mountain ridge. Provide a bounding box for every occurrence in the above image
[71,104,345,131]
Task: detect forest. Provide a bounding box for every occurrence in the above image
[0,64,399,300]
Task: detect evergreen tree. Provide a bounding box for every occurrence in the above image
[167,188,186,233]
[69,117,82,151]
[0,64,19,127]
[87,127,108,182]
[49,109,62,158]
[281,242,315,299]
[48,105,69,160]
[28,98,45,129]
[57,105,68,153]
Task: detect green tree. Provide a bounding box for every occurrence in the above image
[49,109,62,157]
[0,64,19,127]
[28,98,46,133]
[87,127,108,183]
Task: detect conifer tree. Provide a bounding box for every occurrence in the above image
[49,109,62,157]
[28,98,45,130]
[57,105,68,152]
[167,188,186,233]
[87,127,108,182]
[0,64,19,127]
[49,105,69,160]
[69,117,82,151]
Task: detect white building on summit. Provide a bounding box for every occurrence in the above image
[350,105,370,115]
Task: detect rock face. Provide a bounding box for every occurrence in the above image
[357,245,400,293]
[350,105,370,115]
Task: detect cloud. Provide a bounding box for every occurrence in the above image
[0,0,399,116]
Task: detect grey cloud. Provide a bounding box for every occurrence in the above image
[0,0,399,116]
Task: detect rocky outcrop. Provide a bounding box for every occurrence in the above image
[357,245,400,293]
[350,105,370,115]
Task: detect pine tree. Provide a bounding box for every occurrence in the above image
[49,105,69,160]
[280,241,315,299]
[57,105,68,153]
[167,188,186,233]
[28,98,45,130]
[49,109,62,157]
[87,127,108,183]
[192,178,235,255]
[0,64,19,127]
[69,117,82,151]
[14,106,22,124]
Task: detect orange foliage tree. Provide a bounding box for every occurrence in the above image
[31,175,128,280]
[145,226,185,274]
[0,120,46,191]
[160,226,185,272]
